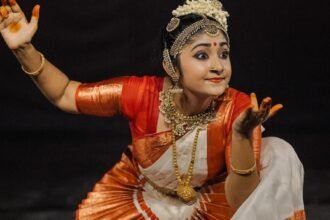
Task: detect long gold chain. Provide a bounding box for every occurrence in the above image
[171,123,201,204]
[159,88,214,204]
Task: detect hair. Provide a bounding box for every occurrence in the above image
[161,14,229,69]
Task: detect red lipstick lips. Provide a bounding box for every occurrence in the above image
[206,77,224,83]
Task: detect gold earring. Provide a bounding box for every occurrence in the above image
[163,49,183,93]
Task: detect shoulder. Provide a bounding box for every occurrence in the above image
[223,88,251,118]
[121,75,165,97]
[120,75,166,120]
[223,87,250,103]
[123,75,165,88]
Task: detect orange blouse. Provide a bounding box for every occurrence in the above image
[75,76,261,177]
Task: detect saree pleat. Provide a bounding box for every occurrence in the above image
[77,152,147,220]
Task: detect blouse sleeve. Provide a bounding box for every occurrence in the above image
[75,76,163,122]
[75,77,129,117]
[225,91,262,173]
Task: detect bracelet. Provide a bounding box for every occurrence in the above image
[231,161,256,175]
[21,52,45,76]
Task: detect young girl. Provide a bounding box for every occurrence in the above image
[0,0,305,219]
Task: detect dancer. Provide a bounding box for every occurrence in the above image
[0,0,305,219]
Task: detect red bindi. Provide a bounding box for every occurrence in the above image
[213,42,217,46]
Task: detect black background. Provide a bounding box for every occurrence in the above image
[0,0,329,219]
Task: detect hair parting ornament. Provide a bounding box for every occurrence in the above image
[163,0,230,92]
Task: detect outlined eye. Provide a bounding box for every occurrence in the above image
[194,52,208,60]
[219,51,230,59]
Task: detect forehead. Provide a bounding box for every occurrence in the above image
[188,31,228,46]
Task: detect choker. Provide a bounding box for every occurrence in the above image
[159,88,217,137]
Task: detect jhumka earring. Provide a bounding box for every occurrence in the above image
[163,49,183,93]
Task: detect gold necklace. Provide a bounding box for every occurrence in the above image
[159,89,216,137]
[171,123,201,204]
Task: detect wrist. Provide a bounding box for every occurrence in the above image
[12,43,45,76]
[21,52,45,76]
[232,127,252,140]
[12,42,34,56]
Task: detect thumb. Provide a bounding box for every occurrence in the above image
[29,4,40,29]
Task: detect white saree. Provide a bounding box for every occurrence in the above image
[137,128,305,220]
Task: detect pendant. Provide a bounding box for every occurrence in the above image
[176,183,197,205]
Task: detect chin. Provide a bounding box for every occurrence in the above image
[195,86,227,98]
[207,85,227,97]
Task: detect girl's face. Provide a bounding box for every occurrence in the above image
[177,31,231,98]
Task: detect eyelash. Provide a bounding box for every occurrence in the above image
[194,51,230,60]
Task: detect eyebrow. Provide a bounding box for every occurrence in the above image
[191,42,228,51]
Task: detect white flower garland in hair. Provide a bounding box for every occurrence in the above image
[172,0,229,31]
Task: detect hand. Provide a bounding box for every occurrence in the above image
[0,0,40,49]
[232,93,283,138]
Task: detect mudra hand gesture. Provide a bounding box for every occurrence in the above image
[0,0,40,49]
[233,93,283,138]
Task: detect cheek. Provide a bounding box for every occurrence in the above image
[180,66,207,88]
[180,60,209,80]
[225,59,232,74]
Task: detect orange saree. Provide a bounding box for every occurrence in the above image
[74,76,262,220]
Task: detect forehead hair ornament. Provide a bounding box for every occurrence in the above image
[170,18,227,57]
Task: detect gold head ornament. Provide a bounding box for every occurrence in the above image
[172,0,229,32]
[164,0,230,59]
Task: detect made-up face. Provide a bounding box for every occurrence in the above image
[177,31,231,99]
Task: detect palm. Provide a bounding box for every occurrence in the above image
[0,0,39,49]
[233,93,283,138]
[1,15,30,48]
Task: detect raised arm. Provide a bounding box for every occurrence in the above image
[0,0,80,113]
[225,93,283,210]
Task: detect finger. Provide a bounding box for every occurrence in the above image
[5,5,12,13]
[259,97,272,119]
[9,0,21,13]
[268,104,283,118]
[0,5,8,18]
[259,104,271,123]
[250,93,259,111]
[259,97,272,112]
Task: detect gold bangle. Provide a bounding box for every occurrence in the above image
[21,52,45,76]
[231,161,256,175]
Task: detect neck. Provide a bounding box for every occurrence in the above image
[173,90,215,116]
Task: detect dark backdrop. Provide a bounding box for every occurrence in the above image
[0,0,329,219]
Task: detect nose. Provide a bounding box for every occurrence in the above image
[210,59,224,75]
